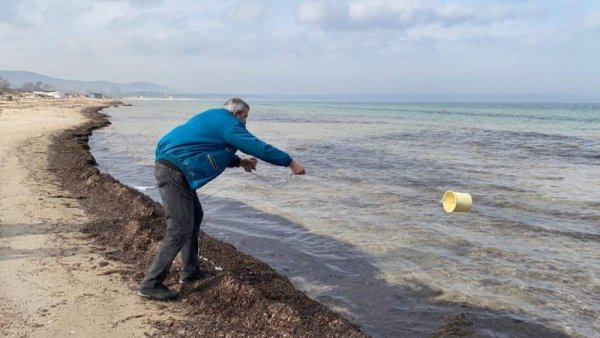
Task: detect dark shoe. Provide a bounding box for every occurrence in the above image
[137,284,178,301]
[179,270,212,284]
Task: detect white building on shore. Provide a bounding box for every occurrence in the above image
[33,91,63,98]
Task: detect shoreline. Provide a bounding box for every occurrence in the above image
[47,102,368,336]
[87,100,579,337]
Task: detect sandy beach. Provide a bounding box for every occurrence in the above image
[0,94,367,337]
[0,94,171,336]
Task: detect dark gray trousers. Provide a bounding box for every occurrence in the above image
[140,161,203,288]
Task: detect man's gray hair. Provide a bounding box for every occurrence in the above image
[223,97,250,114]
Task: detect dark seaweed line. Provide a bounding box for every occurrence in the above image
[46,102,370,337]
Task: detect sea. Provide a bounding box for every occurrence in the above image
[89,99,600,337]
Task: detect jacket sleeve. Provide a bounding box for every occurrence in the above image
[223,123,292,167]
[227,155,241,168]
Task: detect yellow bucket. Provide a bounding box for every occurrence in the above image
[443,191,472,213]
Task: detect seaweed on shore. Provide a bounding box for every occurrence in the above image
[48,103,368,337]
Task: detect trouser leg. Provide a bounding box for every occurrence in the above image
[180,195,203,277]
[140,163,195,288]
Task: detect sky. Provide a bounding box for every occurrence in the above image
[0,0,599,96]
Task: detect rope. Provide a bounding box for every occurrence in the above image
[248,171,406,198]
[309,173,406,198]
[248,171,447,206]
[249,172,295,188]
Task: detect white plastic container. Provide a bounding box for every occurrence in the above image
[443,191,472,213]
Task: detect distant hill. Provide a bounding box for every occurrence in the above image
[0,70,177,96]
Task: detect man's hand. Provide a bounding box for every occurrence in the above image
[240,157,258,172]
[289,159,306,175]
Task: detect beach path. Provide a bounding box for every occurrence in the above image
[0,96,163,337]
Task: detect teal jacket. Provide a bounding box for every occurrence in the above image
[155,108,293,190]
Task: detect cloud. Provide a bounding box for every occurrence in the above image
[294,0,514,32]
[289,0,570,61]
[128,0,164,8]
[584,11,600,28]
[229,0,263,20]
[0,0,598,96]
[435,3,475,25]
[348,0,422,23]
[108,10,188,31]
[296,0,423,30]
[297,1,327,24]
[0,0,97,29]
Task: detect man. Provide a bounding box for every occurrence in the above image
[138,98,306,301]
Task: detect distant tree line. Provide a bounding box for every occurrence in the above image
[0,77,58,93]
[0,77,11,93]
[21,81,55,92]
